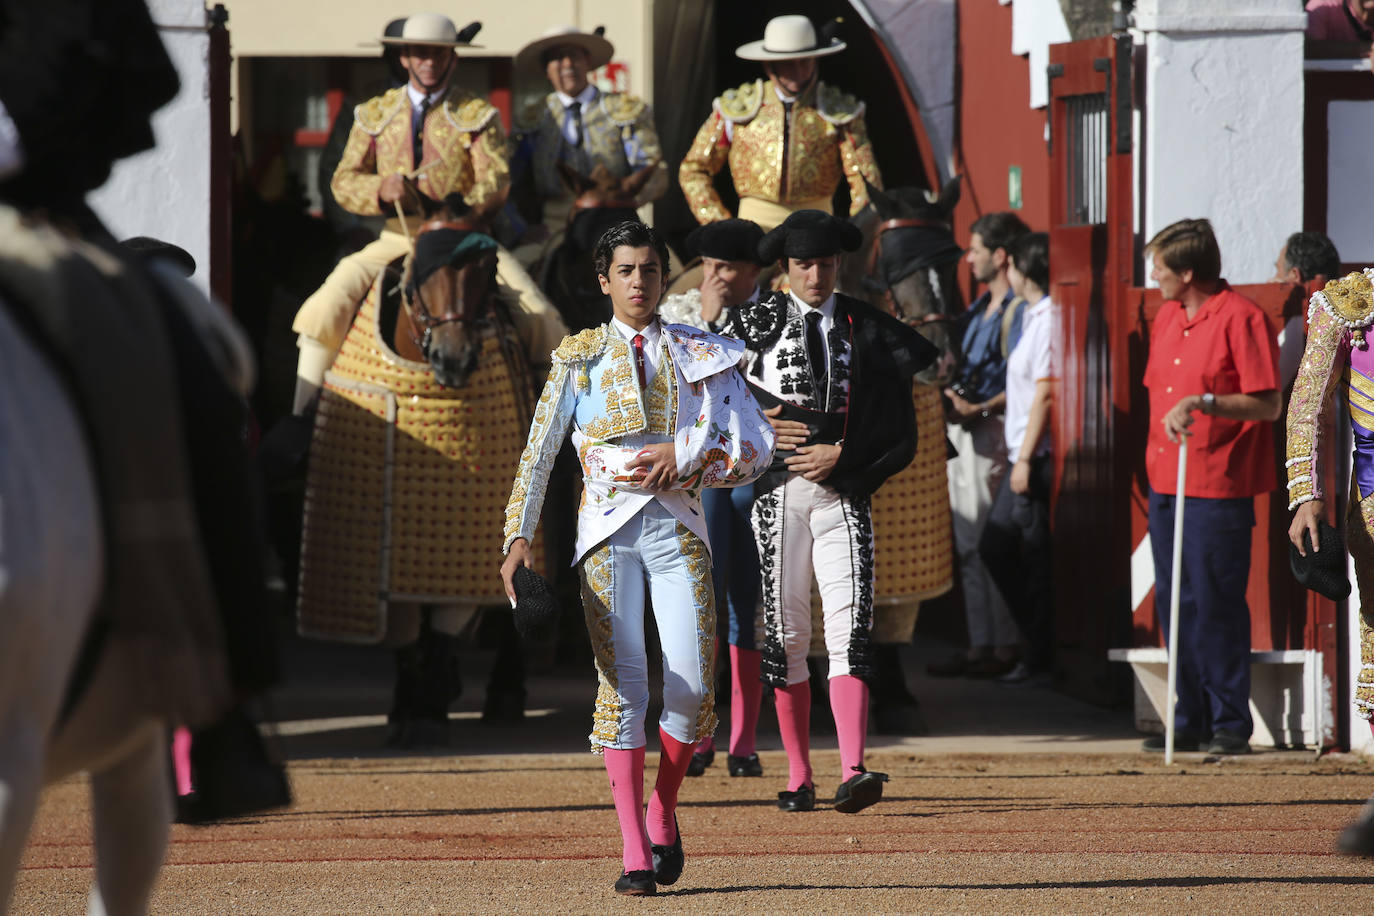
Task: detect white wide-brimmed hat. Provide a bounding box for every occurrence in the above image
[735,15,845,61]
[378,12,482,48]
[515,25,614,75]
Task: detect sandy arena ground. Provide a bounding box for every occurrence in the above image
[12,640,1374,913]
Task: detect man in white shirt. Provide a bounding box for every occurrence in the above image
[501,221,773,896]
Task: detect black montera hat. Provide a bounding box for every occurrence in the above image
[686,218,766,265]
[758,209,863,263]
[1289,519,1351,601]
[511,566,560,641]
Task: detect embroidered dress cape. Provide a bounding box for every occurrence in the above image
[504,322,775,562]
[528,88,668,205]
[331,86,509,219]
[678,78,881,225]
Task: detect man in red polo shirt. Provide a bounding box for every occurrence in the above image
[1142,218,1281,756]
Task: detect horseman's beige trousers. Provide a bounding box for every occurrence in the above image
[291,229,566,412]
[946,417,1020,649]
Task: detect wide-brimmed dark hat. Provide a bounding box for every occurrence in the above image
[687,218,766,265]
[758,209,863,263]
[1289,519,1351,601]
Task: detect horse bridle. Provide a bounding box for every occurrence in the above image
[401,219,494,354]
[868,216,962,329]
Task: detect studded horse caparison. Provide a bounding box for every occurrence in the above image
[843,177,965,734]
[296,216,544,746]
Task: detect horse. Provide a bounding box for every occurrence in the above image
[845,177,966,734]
[0,214,260,915]
[295,211,545,746]
[537,161,661,332]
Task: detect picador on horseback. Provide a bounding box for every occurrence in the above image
[291,13,568,746]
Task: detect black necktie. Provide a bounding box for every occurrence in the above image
[412,96,431,167]
[805,311,827,406]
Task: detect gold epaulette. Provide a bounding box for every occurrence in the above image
[714,79,764,124]
[1311,269,1374,349]
[514,97,551,134]
[600,92,648,127]
[442,92,500,133]
[817,82,866,126]
[553,325,609,364]
[353,87,408,136]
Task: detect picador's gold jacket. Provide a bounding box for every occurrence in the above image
[678,78,881,225]
[331,86,509,216]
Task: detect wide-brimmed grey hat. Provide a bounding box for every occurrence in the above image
[516,25,614,75]
[736,15,845,61]
[378,12,482,48]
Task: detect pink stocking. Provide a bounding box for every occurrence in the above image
[729,646,763,757]
[172,727,194,796]
[646,728,694,845]
[829,675,870,777]
[603,747,652,872]
[773,680,813,791]
[1368,719,1374,742]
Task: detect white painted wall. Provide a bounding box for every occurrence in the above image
[89,0,212,295]
[1007,0,1070,110]
[1133,0,1307,285]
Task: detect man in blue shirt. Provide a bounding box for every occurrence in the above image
[929,212,1030,681]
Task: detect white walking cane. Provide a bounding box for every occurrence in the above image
[1164,437,1187,765]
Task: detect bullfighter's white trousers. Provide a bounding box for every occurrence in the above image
[752,473,875,687]
[578,500,717,751]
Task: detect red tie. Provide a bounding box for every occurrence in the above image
[632,334,647,389]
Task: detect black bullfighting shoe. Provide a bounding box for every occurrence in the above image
[776,783,816,812]
[614,870,657,896]
[686,748,714,777]
[833,767,888,814]
[651,815,684,886]
[727,753,763,777]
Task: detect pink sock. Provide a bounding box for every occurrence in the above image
[1368,719,1374,742]
[773,680,813,791]
[172,727,194,796]
[829,675,870,777]
[695,734,715,754]
[729,646,763,757]
[646,728,694,845]
[603,747,652,872]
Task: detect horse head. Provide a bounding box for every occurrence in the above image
[399,201,500,389]
[850,176,965,386]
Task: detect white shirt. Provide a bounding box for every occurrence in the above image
[611,316,663,386]
[406,84,447,111]
[1004,295,1054,459]
[553,84,599,145]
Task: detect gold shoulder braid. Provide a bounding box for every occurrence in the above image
[1311,269,1374,350]
[446,92,499,133]
[601,92,647,127]
[816,82,865,126]
[717,79,763,123]
[353,87,407,136]
[554,325,609,391]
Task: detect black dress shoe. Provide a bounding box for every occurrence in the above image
[614,870,656,896]
[777,783,815,812]
[727,753,763,777]
[651,815,684,886]
[686,749,714,777]
[1206,729,1251,755]
[833,768,888,814]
